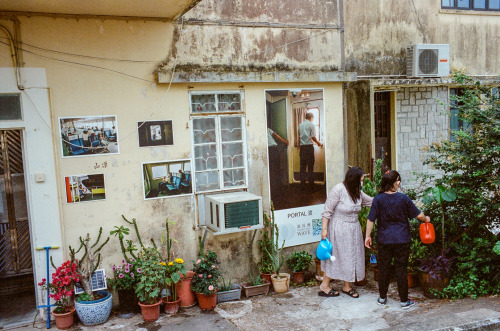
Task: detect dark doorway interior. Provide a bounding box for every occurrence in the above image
[374,92,392,171]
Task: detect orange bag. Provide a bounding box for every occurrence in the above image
[420,223,435,244]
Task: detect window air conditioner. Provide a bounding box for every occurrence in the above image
[406,44,450,78]
[203,192,263,235]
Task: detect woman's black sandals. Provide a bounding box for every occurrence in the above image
[318,289,340,297]
[342,288,359,298]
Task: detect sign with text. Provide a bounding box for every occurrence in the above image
[274,204,324,248]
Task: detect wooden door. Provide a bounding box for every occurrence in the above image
[0,130,32,278]
[374,92,392,171]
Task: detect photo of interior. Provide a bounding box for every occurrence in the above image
[265,89,327,210]
[59,116,119,157]
[143,160,192,199]
[65,174,106,203]
[137,120,174,147]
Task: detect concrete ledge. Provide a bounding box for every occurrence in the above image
[436,317,500,331]
[157,70,357,83]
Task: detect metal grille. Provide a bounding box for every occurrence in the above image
[224,200,259,229]
[418,49,439,75]
[0,130,32,277]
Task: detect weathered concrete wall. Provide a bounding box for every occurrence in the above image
[345,81,372,173]
[162,0,342,73]
[395,86,449,188]
[0,13,346,287]
[344,0,500,75]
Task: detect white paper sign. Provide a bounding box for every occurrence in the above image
[274,204,324,248]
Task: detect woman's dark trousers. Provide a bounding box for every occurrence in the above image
[377,242,410,302]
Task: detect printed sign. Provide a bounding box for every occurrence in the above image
[274,204,324,247]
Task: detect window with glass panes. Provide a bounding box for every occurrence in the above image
[442,0,500,10]
[190,91,247,193]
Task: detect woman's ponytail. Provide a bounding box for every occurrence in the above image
[379,170,401,194]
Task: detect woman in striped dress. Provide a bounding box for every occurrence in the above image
[319,167,373,298]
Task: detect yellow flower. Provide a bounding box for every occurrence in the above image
[168,262,174,266]
[160,262,166,266]
[175,258,184,264]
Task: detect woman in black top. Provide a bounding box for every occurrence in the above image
[364,170,431,309]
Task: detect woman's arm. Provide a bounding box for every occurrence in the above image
[364,220,375,248]
[321,217,330,240]
[320,185,341,240]
[361,191,374,207]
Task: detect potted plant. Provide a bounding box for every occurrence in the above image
[408,238,427,288]
[162,258,187,314]
[257,213,274,286]
[38,260,79,329]
[286,251,313,284]
[216,277,242,304]
[418,250,455,297]
[191,250,221,310]
[108,259,139,314]
[264,207,289,293]
[70,229,112,326]
[241,274,271,298]
[135,247,165,321]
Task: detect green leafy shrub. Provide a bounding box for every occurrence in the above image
[286,251,313,273]
[191,251,221,296]
[135,247,165,305]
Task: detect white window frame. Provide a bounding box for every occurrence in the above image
[189,90,248,194]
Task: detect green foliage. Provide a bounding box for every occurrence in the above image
[108,260,138,291]
[408,238,428,273]
[76,293,93,302]
[135,247,165,305]
[249,273,263,286]
[494,241,500,255]
[257,213,274,274]
[219,277,233,292]
[263,205,285,277]
[434,235,500,299]
[163,258,187,301]
[418,72,500,298]
[286,251,313,273]
[191,251,221,296]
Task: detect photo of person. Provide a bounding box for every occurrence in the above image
[65,174,106,203]
[138,120,173,147]
[265,89,327,210]
[59,116,119,158]
[142,160,192,199]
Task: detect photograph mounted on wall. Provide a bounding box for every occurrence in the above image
[65,174,106,203]
[59,115,119,157]
[137,120,173,147]
[142,159,192,199]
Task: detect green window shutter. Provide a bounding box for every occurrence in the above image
[224,200,259,229]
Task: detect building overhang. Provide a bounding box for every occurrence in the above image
[0,0,202,21]
[157,70,357,84]
[356,76,500,90]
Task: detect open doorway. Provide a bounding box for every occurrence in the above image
[374,91,392,171]
[0,129,36,328]
[265,89,327,211]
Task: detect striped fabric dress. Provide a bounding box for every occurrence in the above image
[321,183,373,282]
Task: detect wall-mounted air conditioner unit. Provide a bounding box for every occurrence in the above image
[406,44,450,78]
[202,192,263,235]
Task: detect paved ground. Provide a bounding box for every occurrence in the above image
[7,278,500,331]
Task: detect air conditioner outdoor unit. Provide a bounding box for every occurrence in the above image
[203,192,263,235]
[406,44,450,78]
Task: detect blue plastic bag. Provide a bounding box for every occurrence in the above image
[316,238,336,261]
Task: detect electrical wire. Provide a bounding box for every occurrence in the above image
[0,40,155,83]
[0,36,161,63]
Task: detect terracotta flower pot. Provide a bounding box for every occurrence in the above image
[271,273,290,293]
[260,273,273,288]
[177,270,196,308]
[162,297,181,315]
[407,272,418,289]
[292,271,305,284]
[418,271,449,297]
[52,306,75,330]
[354,271,367,286]
[138,300,161,322]
[195,292,217,310]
